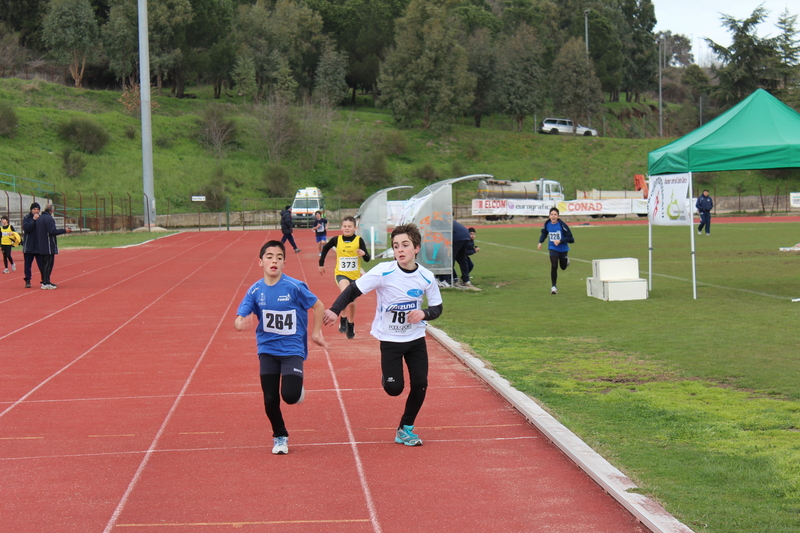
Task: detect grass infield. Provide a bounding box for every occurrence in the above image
[435,221,800,533]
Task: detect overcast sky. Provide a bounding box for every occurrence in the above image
[653,1,793,65]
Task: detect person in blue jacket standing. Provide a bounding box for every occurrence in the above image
[696,190,713,235]
[537,207,574,295]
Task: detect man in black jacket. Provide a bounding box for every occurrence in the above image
[21,202,41,289]
[35,203,71,290]
[696,190,713,235]
[279,205,301,253]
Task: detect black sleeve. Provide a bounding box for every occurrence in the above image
[319,236,338,266]
[539,224,548,244]
[329,282,363,315]
[423,303,443,321]
[359,237,371,263]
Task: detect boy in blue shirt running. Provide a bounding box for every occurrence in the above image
[537,207,574,295]
[235,240,327,455]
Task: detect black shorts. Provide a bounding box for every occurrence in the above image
[258,353,304,377]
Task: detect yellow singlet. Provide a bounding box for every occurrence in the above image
[334,235,362,280]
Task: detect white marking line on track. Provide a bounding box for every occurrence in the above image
[0,232,206,339]
[2,437,539,462]
[102,236,253,533]
[0,232,190,305]
[293,248,382,533]
[0,233,246,420]
[116,519,370,527]
[320,366,385,533]
[481,240,791,300]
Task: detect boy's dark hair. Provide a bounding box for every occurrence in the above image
[315,210,322,215]
[391,223,421,248]
[259,240,286,258]
[285,205,291,210]
[342,215,356,225]
[467,227,475,233]
[1,215,8,222]
[549,207,559,215]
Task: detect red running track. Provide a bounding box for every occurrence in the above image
[1,230,650,532]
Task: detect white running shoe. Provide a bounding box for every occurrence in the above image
[551,286,558,294]
[272,436,288,455]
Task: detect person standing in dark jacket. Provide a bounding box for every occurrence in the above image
[696,190,713,235]
[35,203,71,290]
[22,202,41,289]
[279,206,301,253]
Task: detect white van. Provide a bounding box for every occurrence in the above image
[291,187,324,228]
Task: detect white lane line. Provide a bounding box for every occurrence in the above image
[0,233,245,419]
[102,235,253,533]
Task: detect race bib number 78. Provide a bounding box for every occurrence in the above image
[261,309,296,335]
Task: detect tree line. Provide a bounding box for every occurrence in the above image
[1,0,798,132]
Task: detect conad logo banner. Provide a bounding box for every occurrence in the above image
[647,174,691,226]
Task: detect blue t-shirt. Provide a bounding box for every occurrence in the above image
[545,221,570,252]
[237,274,318,358]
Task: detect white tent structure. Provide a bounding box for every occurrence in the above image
[398,174,491,277]
[356,185,412,258]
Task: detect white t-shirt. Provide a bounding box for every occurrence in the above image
[355,261,443,342]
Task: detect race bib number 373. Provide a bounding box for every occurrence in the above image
[339,257,358,271]
[261,309,297,335]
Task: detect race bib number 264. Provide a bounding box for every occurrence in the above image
[261,309,297,335]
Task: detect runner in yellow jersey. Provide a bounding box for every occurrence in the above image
[318,216,371,339]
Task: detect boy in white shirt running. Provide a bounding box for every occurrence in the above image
[323,224,443,446]
[235,240,327,455]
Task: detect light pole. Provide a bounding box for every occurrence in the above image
[138,0,156,227]
[584,9,590,57]
[658,38,663,137]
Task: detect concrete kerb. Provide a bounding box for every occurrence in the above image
[426,325,695,533]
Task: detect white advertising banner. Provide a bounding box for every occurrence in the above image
[471,198,646,216]
[471,198,507,215]
[791,192,800,209]
[647,174,692,226]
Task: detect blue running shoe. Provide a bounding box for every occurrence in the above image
[272,436,288,455]
[395,425,422,446]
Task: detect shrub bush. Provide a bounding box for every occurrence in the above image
[61,147,86,178]
[58,117,110,154]
[262,165,292,197]
[0,102,18,138]
[414,162,439,182]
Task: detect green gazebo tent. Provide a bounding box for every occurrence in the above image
[648,89,800,175]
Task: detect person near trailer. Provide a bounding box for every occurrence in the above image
[537,207,573,295]
[322,224,443,447]
[21,202,41,289]
[696,190,713,236]
[1,215,18,274]
[234,240,326,455]
[279,206,301,253]
[35,203,72,290]
[318,216,370,339]
[311,211,328,256]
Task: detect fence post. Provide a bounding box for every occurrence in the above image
[226,196,230,231]
[127,192,132,230]
[78,191,83,233]
[94,191,99,232]
[110,193,115,231]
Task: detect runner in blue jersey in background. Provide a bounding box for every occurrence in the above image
[537,207,574,295]
[235,240,327,455]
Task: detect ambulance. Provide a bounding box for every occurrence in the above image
[290,187,324,228]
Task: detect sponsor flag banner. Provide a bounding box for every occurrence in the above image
[471,198,507,216]
[647,174,691,226]
[791,193,800,209]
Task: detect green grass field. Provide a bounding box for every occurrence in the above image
[56,221,800,532]
[435,221,800,533]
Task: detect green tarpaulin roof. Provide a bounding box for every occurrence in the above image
[648,89,800,175]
